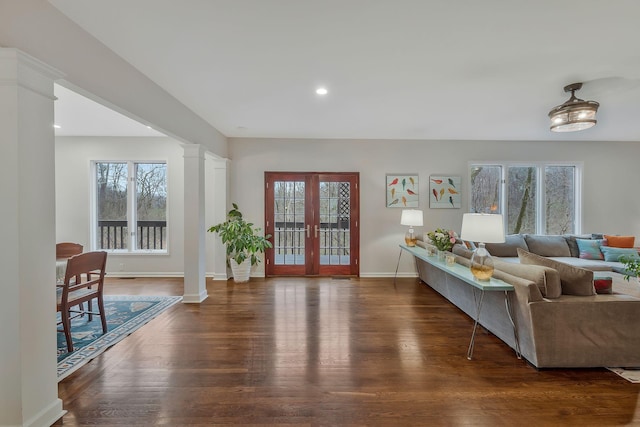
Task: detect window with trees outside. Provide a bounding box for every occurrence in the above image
[94,162,168,253]
[469,162,581,235]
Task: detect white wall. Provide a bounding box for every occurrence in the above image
[55,136,188,276]
[228,138,640,276]
[56,136,640,277]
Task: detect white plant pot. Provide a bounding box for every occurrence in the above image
[229,258,251,283]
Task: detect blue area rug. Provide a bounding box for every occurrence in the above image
[57,295,181,381]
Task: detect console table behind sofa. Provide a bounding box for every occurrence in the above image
[399,244,521,360]
[405,244,640,368]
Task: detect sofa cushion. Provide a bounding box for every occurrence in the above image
[524,235,571,257]
[600,246,640,262]
[494,258,562,299]
[547,257,618,271]
[576,238,604,260]
[563,234,593,258]
[485,234,528,257]
[452,244,474,259]
[517,248,595,296]
[604,234,636,248]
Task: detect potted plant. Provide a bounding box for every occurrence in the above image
[207,203,272,283]
[619,255,640,284]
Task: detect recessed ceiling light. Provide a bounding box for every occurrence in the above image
[316,87,328,95]
[53,124,61,129]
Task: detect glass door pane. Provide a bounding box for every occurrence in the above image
[319,180,350,266]
[273,180,306,265]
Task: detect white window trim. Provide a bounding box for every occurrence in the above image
[90,160,169,254]
[467,161,583,234]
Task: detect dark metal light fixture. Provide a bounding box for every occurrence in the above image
[548,83,599,132]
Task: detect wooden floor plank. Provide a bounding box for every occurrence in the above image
[56,277,640,426]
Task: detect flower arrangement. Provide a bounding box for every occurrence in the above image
[427,228,458,252]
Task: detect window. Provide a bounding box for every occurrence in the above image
[93,161,168,252]
[469,162,581,235]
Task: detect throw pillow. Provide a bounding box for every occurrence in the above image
[600,246,640,262]
[563,234,593,258]
[484,234,528,257]
[524,235,572,257]
[575,238,604,260]
[517,248,595,296]
[494,258,562,299]
[593,277,613,294]
[603,234,636,248]
[461,240,476,250]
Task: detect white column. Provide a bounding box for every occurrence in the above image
[0,49,65,427]
[207,156,230,280]
[182,143,208,303]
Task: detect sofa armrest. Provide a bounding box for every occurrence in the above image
[456,254,544,303]
[528,294,640,367]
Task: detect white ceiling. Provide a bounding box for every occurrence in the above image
[50,0,640,141]
[54,85,164,137]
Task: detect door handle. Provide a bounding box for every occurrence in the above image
[306,225,310,238]
[314,225,319,238]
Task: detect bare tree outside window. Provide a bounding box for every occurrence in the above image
[507,166,536,234]
[273,180,305,264]
[470,165,502,214]
[136,163,167,250]
[95,161,168,252]
[545,166,575,234]
[96,162,128,249]
[469,163,579,236]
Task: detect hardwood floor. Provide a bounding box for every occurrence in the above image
[56,277,640,426]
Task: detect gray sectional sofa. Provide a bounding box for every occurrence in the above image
[484,233,630,272]
[413,234,640,368]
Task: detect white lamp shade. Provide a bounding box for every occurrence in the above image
[460,213,505,243]
[400,209,423,227]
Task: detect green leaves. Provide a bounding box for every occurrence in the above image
[207,204,272,266]
[619,255,640,282]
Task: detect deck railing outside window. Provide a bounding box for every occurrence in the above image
[98,220,167,250]
[273,221,350,256]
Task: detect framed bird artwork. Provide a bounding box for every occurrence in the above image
[386,174,419,208]
[429,175,461,209]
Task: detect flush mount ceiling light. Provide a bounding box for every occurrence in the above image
[548,83,599,132]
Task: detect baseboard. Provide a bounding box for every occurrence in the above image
[23,398,65,427]
[182,290,208,303]
[360,272,418,278]
[108,272,416,279]
[108,272,184,278]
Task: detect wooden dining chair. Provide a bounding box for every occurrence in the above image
[56,242,84,260]
[56,251,108,352]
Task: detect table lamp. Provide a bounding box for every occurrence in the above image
[401,209,423,247]
[460,213,505,281]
